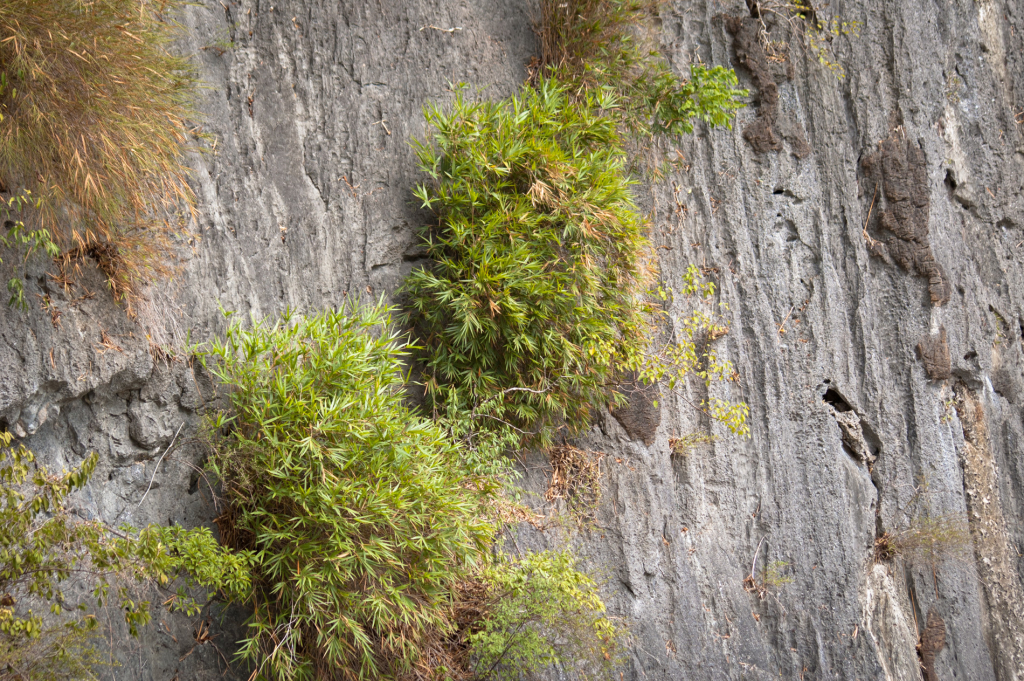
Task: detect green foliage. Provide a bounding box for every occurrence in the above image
[1,191,58,309]
[468,550,623,681]
[537,0,747,137]
[630,265,749,434]
[182,6,748,680]
[200,303,496,681]
[0,621,106,681]
[636,62,748,137]
[406,79,653,441]
[405,4,749,446]
[405,84,749,443]
[0,430,251,680]
[944,72,963,105]
[432,395,522,482]
[0,0,199,310]
[743,555,793,600]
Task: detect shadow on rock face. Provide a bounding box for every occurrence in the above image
[861,132,951,306]
[610,372,661,446]
[723,13,810,158]
[919,610,946,681]
[917,326,952,380]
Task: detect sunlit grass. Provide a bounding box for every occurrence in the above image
[0,0,198,311]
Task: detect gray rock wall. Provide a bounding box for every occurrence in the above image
[2,0,1023,679]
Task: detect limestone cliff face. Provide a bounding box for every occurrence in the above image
[2,0,1023,679]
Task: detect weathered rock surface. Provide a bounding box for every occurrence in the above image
[2,0,1024,679]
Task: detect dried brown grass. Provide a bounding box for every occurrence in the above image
[896,515,970,565]
[546,444,605,522]
[873,515,971,570]
[537,0,659,77]
[0,0,198,312]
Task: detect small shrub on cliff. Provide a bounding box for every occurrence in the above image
[406,79,652,441]
[468,550,623,681]
[537,0,747,137]
[874,475,972,569]
[0,431,250,681]
[874,515,971,567]
[0,0,198,309]
[201,303,496,681]
[405,80,749,442]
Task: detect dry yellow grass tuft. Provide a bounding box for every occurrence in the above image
[0,0,198,312]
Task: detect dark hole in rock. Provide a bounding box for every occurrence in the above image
[773,187,785,195]
[944,169,957,190]
[964,351,978,360]
[823,388,852,412]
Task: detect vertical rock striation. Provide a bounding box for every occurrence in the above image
[2,0,1024,679]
